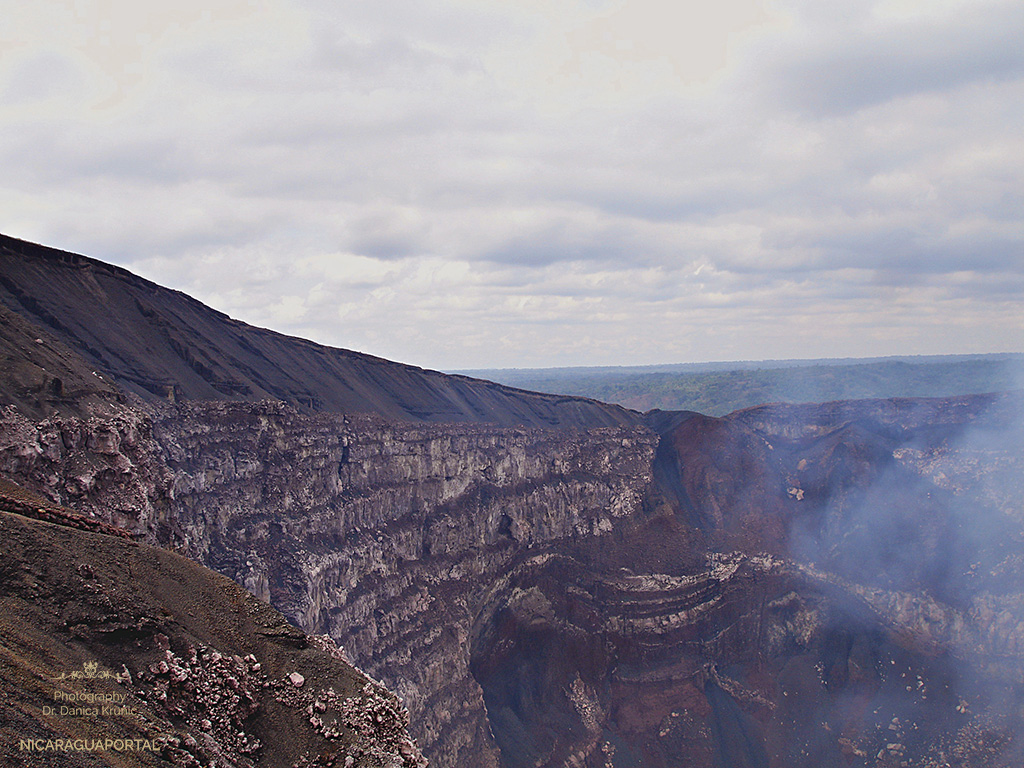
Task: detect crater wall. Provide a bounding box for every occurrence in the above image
[0,400,658,766]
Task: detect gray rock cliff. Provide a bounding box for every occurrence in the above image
[0,400,657,766]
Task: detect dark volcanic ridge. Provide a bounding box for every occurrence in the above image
[0,233,636,428]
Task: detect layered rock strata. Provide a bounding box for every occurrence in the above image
[463,393,1024,766]
[470,546,1024,768]
[4,390,1024,766]
[0,400,658,766]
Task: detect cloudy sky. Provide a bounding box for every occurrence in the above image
[2,0,1022,370]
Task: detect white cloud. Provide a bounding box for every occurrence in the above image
[1,0,1021,368]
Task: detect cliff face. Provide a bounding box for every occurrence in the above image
[5,393,1023,767]
[148,403,658,767]
[0,400,658,766]
[463,394,1024,767]
[0,233,656,766]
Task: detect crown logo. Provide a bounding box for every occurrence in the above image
[52,659,121,682]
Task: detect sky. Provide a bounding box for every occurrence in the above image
[2,0,1022,370]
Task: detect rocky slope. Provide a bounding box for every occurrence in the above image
[0,301,126,420]
[0,233,656,766]
[0,480,426,768]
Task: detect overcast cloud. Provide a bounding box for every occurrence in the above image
[2,0,1022,369]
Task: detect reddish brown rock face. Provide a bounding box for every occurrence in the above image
[468,394,1024,768]
[659,411,790,549]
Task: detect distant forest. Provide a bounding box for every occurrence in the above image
[458,354,1024,416]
